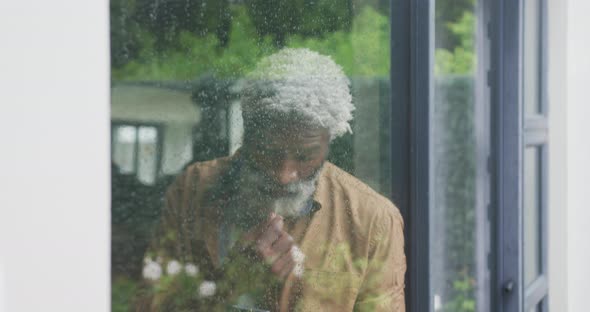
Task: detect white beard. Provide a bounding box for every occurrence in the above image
[237,162,321,217]
[271,176,317,217]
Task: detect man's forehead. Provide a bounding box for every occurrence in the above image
[250,124,328,148]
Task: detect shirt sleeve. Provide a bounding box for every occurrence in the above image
[146,170,193,262]
[354,204,406,312]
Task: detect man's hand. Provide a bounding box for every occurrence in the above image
[243,213,304,279]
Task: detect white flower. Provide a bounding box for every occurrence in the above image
[166,260,182,276]
[184,263,199,277]
[142,260,162,281]
[293,262,305,278]
[290,246,305,278]
[290,246,305,263]
[198,280,217,298]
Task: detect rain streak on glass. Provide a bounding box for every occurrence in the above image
[110,1,402,311]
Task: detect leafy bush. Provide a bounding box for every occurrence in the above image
[112,5,390,81]
[435,11,476,75]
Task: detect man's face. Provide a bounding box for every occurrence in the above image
[243,123,330,199]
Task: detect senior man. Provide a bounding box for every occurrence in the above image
[139,48,405,311]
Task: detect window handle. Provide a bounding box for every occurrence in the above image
[503,280,514,293]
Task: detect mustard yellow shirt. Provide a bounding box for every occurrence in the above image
[142,155,406,311]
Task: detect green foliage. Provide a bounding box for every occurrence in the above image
[134,0,232,49]
[112,6,276,81]
[435,11,476,75]
[245,0,353,46]
[435,0,475,50]
[110,0,142,67]
[442,271,476,312]
[287,6,389,77]
[112,277,138,312]
[434,75,477,310]
[432,3,479,311]
[112,4,390,80]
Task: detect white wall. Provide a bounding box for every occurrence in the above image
[547,0,568,310]
[565,0,590,311]
[549,0,590,311]
[0,1,110,311]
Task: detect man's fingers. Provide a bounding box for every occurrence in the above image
[256,215,283,251]
[243,212,304,279]
[243,213,280,243]
[271,251,295,279]
[271,231,294,255]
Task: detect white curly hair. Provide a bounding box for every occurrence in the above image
[240,48,354,140]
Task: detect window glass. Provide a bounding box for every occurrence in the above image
[431,0,491,311]
[523,0,542,115]
[110,1,402,311]
[113,125,137,174]
[137,126,159,185]
[524,147,542,286]
[112,124,161,184]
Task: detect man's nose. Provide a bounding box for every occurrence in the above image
[274,159,299,185]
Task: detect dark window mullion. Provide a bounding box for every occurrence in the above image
[410,1,432,311]
[491,0,523,311]
[390,0,432,311]
[390,0,412,306]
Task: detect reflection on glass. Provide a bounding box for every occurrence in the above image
[431,0,490,311]
[524,0,542,115]
[524,147,542,286]
[137,126,158,185]
[113,126,136,173]
[110,1,402,311]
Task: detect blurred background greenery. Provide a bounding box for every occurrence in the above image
[111,0,474,80]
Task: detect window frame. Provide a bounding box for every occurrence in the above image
[390,0,432,311]
[489,0,524,310]
[392,0,550,311]
[490,0,549,311]
[522,0,549,310]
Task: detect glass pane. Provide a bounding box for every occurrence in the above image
[112,125,136,174]
[431,0,490,311]
[524,0,542,115]
[110,1,399,311]
[524,147,542,286]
